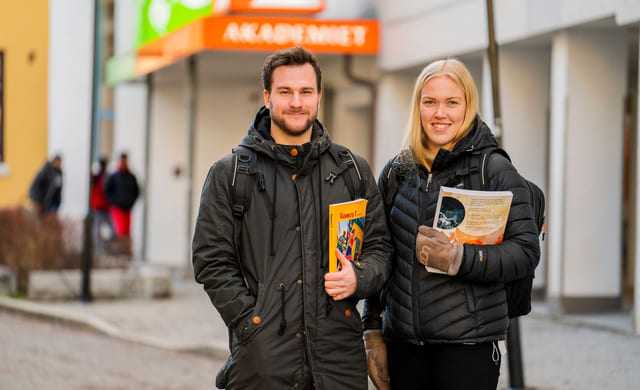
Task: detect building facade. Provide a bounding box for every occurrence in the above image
[1,0,638,333]
[373,0,640,330]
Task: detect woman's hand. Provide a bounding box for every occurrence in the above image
[416,226,463,275]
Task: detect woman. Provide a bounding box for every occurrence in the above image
[362,58,540,389]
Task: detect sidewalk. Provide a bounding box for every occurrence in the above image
[1,275,639,388]
[0,276,230,360]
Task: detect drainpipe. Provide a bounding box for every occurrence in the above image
[343,54,377,165]
[185,56,197,269]
[141,73,153,261]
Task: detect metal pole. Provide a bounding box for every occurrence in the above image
[507,317,525,388]
[185,56,197,269]
[486,0,503,144]
[81,0,102,302]
[486,1,525,388]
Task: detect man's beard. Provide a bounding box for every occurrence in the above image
[270,103,317,138]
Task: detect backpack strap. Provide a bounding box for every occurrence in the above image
[230,145,258,296]
[325,144,363,199]
[231,145,258,218]
[459,147,511,191]
[382,154,404,211]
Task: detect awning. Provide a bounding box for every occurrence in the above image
[106,14,378,86]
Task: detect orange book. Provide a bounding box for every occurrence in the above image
[428,187,512,273]
[328,198,367,272]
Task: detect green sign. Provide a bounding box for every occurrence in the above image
[137,0,213,47]
[105,51,137,86]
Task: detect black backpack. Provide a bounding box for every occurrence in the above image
[384,148,545,318]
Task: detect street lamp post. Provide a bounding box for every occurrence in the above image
[81,0,102,303]
[486,0,526,388]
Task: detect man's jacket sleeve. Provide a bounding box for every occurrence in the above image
[192,157,256,329]
[350,155,394,299]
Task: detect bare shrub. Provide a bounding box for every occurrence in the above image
[0,208,81,293]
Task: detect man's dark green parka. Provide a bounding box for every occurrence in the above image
[193,107,393,390]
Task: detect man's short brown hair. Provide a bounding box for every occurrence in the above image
[262,46,322,93]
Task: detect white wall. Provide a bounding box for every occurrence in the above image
[378,0,487,71]
[373,73,414,174]
[114,0,137,55]
[319,0,374,19]
[500,45,550,289]
[377,0,640,73]
[113,0,149,259]
[145,65,189,266]
[193,80,264,236]
[48,0,95,220]
[562,29,627,296]
[548,32,569,300]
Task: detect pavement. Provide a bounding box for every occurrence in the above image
[0,273,230,360]
[1,272,640,389]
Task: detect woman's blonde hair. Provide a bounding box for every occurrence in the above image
[403,58,479,169]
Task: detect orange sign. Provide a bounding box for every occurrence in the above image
[134,15,378,76]
[218,0,325,14]
[203,15,377,54]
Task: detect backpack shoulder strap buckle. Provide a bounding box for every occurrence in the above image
[325,172,337,184]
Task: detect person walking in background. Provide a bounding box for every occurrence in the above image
[29,155,63,216]
[90,157,113,251]
[192,46,393,390]
[362,59,540,390]
[104,153,139,238]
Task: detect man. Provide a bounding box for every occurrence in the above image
[104,153,139,238]
[29,155,63,216]
[192,47,393,390]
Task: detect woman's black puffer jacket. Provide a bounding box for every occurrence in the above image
[366,117,540,344]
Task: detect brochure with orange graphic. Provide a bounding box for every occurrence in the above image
[329,198,367,273]
[427,187,512,273]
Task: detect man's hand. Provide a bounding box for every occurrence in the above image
[364,329,390,390]
[324,249,357,300]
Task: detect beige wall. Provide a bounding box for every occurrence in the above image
[0,0,49,207]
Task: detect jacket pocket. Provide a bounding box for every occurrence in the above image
[238,282,266,344]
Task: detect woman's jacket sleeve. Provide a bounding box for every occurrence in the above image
[457,153,541,282]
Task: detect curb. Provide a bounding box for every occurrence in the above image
[0,296,230,360]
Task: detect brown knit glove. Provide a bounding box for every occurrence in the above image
[364,330,390,390]
[416,225,463,275]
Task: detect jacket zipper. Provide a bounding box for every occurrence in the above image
[480,153,488,188]
[425,173,432,192]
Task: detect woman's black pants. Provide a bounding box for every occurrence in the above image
[386,340,501,390]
